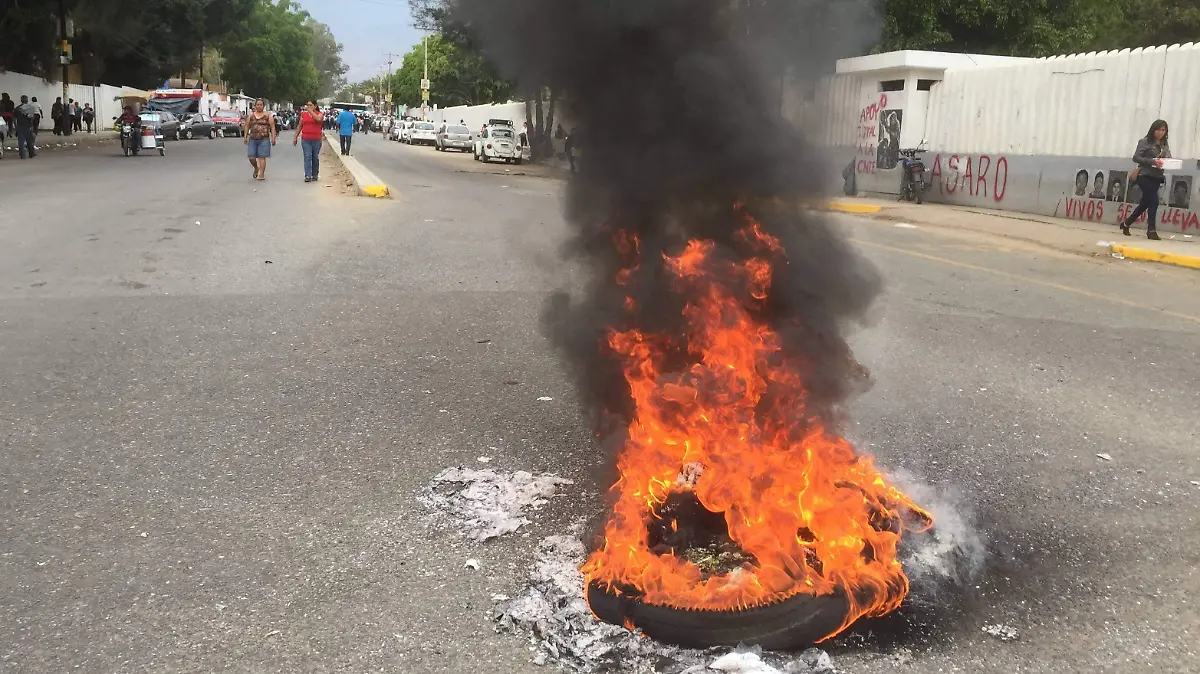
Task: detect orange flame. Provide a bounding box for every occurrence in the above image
[583,210,931,641]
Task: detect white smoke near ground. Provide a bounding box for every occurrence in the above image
[888,470,988,594]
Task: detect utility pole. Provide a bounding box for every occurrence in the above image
[58,0,69,105]
[384,52,401,116]
[420,33,431,120]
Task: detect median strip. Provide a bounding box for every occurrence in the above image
[322,131,391,198]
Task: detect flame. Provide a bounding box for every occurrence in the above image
[582,208,932,641]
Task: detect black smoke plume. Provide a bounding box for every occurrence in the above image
[457,0,883,440]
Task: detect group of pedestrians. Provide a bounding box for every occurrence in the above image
[49,97,92,135]
[1,93,44,159]
[241,97,327,183]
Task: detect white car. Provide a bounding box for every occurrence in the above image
[396,120,414,142]
[474,124,521,164]
[408,121,437,146]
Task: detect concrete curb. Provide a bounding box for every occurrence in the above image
[1111,243,1200,270]
[3,132,118,154]
[322,131,390,198]
[817,200,883,214]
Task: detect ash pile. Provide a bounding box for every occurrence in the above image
[496,534,839,674]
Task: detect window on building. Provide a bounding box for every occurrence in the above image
[917,79,937,91]
[879,80,904,92]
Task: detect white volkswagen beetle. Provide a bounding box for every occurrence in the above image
[473,123,521,164]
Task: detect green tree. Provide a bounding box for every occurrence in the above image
[307,18,348,98]
[386,34,514,109]
[220,0,319,100]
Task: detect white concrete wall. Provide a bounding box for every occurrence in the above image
[429,102,528,132]
[0,70,126,131]
[925,43,1200,158]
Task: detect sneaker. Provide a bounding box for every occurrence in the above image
[304,176,312,182]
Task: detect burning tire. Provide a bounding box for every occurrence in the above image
[587,581,850,650]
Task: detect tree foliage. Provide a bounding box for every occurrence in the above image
[307,18,348,99]
[386,34,514,108]
[219,0,318,101]
[0,0,344,100]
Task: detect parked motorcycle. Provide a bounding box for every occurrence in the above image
[899,146,929,204]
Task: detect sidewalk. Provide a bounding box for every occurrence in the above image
[2,129,119,156]
[838,196,1200,271]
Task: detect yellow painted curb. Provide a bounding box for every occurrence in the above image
[362,184,390,198]
[1111,244,1200,270]
[823,201,883,214]
[800,200,883,214]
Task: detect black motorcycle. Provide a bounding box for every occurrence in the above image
[120,121,140,157]
[898,147,929,204]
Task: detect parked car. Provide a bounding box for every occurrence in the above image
[141,111,181,140]
[179,113,217,139]
[435,124,473,152]
[409,121,437,146]
[212,110,244,137]
[139,111,181,140]
[396,120,414,142]
[474,123,521,164]
[388,117,404,141]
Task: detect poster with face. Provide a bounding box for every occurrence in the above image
[1088,171,1106,199]
[875,109,902,171]
[1126,178,1142,204]
[1169,175,1191,209]
[1074,169,1089,196]
[1105,172,1126,202]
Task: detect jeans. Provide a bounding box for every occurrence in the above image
[339,134,352,154]
[301,138,321,178]
[247,137,272,158]
[1127,174,1162,231]
[15,127,34,158]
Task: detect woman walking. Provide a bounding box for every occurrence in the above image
[1121,120,1170,240]
[293,99,324,182]
[243,99,277,181]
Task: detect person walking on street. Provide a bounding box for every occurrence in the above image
[51,97,64,135]
[29,97,42,131]
[337,108,356,155]
[1,93,14,138]
[13,95,38,158]
[71,101,82,133]
[82,104,94,133]
[294,98,324,183]
[1121,119,1170,241]
[243,98,277,181]
[564,127,579,173]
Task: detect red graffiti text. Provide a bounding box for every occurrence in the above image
[929,153,1008,202]
[854,94,889,175]
[1116,203,1200,231]
[1063,197,1105,221]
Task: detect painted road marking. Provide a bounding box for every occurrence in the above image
[851,238,1200,325]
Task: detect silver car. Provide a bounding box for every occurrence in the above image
[436,124,472,152]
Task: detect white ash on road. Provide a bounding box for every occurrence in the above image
[420,466,838,673]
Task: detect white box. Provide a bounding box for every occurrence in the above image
[1161,158,1183,170]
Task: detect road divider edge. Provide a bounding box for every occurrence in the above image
[1111,243,1200,270]
[323,131,391,198]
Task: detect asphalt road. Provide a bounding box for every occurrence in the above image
[2,132,1198,673]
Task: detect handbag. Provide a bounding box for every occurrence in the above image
[1129,166,1140,183]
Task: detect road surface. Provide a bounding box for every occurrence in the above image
[2,133,1197,673]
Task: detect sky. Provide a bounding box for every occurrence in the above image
[295,0,425,85]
